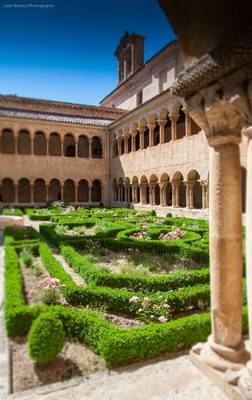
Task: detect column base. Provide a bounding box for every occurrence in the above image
[190,342,250,400]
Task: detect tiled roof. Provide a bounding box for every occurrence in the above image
[0,108,112,126]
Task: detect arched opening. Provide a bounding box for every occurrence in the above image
[1,178,15,202]
[91,136,102,158]
[18,178,31,203]
[191,118,201,135]
[164,119,172,143]
[33,178,46,202]
[128,135,132,152]
[63,179,75,202]
[49,133,61,156]
[173,172,186,207]
[241,167,247,213]
[78,179,89,202]
[154,124,160,145]
[34,132,47,155]
[135,131,140,150]
[144,128,149,149]
[48,179,61,201]
[91,179,102,202]
[121,139,125,155]
[78,135,89,158]
[1,129,15,153]
[64,134,75,157]
[112,179,118,201]
[18,130,31,154]
[187,170,202,209]
[161,173,172,206]
[176,106,186,139]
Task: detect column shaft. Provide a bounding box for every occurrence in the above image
[209,141,243,350]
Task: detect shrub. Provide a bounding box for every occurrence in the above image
[20,249,34,268]
[28,313,65,363]
[150,210,156,217]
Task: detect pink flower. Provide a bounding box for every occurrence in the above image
[129,296,140,304]
[158,316,167,323]
[163,303,171,311]
[152,304,159,310]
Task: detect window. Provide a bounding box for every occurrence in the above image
[159,70,167,93]
[136,90,143,106]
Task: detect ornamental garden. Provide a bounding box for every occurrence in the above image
[2,204,248,391]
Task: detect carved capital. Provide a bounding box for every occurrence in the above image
[186,71,252,146]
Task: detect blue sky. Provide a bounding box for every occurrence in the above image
[0,0,175,105]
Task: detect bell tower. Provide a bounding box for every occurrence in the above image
[115,31,145,84]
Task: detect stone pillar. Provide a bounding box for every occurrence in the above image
[60,137,64,156]
[139,127,145,150]
[30,183,34,203]
[30,132,35,155]
[88,183,92,203]
[185,181,194,208]
[131,130,137,152]
[75,182,78,203]
[169,113,179,141]
[148,123,155,146]
[158,119,167,144]
[239,126,252,397]
[183,105,192,137]
[200,180,208,209]
[45,184,49,203]
[160,183,166,206]
[89,141,92,158]
[202,135,248,365]
[117,139,121,156]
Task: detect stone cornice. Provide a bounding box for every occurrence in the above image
[171,25,252,98]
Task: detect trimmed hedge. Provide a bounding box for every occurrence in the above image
[3,234,249,367]
[2,208,23,216]
[61,244,210,292]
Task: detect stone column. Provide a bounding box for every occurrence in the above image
[169,113,179,141]
[88,183,92,203]
[30,183,34,203]
[131,130,137,152]
[158,119,167,144]
[148,123,155,146]
[75,182,78,203]
[160,183,166,206]
[200,180,208,209]
[239,126,252,398]
[30,132,35,155]
[60,137,64,156]
[124,135,129,154]
[45,184,49,203]
[171,182,176,207]
[183,105,192,137]
[185,181,193,208]
[202,134,248,365]
[139,127,145,150]
[117,139,121,156]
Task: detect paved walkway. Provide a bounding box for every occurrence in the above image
[2,352,229,400]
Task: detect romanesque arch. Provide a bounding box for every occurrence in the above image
[176,106,186,139]
[18,178,31,203]
[172,171,186,207]
[33,178,46,202]
[63,179,75,202]
[64,134,75,157]
[91,136,102,158]
[78,135,89,158]
[161,173,172,206]
[144,127,149,149]
[17,130,31,154]
[48,179,61,201]
[187,170,202,209]
[112,178,118,201]
[1,178,15,202]
[91,179,102,202]
[34,132,47,155]
[77,179,89,202]
[154,124,160,145]
[135,131,140,150]
[49,133,61,156]
[1,129,15,154]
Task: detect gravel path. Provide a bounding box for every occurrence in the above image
[53,253,85,286]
